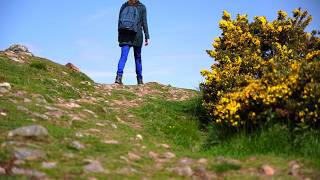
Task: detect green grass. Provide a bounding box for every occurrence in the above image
[132,98,205,151]
[210,162,241,174]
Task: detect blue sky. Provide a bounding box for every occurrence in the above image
[1,0,320,89]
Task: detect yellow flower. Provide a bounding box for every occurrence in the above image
[222,10,231,21]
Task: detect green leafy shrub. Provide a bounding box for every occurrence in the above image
[30,62,47,71]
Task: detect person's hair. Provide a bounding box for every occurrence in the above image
[128,0,138,5]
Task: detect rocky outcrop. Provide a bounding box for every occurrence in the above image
[65,63,80,72]
[1,44,33,63]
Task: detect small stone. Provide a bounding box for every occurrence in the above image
[0,166,6,174]
[116,166,137,175]
[136,134,143,141]
[289,161,300,176]
[103,140,119,144]
[23,98,32,103]
[11,167,46,179]
[44,105,60,111]
[46,111,64,118]
[42,162,57,169]
[88,177,98,180]
[148,151,159,159]
[0,111,7,116]
[178,158,195,166]
[111,123,118,129]
[64,102,81,109]
[0,82,11,93]
[17,105,29,112]
[169,166,193,177]
[32,112,50,120]
[63,153,75,159]
[261,165,275,176]
[194,166,210,180]
[162,152,176,159]
[14,148,46,161]
[71,141,85,150]
[160,143,170,149]
[197,158,208,164]
[8,125,48,138]
[0,82,11,89]
[128,152,141,160]
[75,132,84,138]
[83,160,107,173]
[95,123,106,127]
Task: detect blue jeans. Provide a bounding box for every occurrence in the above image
[116,45,142,79]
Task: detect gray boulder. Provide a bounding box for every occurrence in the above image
[14,147,46,161]
[0,82,11,93]
[8,125,49,138]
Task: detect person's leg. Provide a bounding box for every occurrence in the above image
[133,46,143,84]
[117,45,131,76]
[115,45,131,84]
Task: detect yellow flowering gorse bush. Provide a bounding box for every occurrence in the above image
[201,9,320,129]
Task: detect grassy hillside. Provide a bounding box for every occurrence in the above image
[0,51,319,179]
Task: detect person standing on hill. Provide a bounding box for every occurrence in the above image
[115,0,150,85]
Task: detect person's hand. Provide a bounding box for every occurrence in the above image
[145,39,149,46]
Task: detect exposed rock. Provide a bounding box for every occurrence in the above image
[23,98,32,103]
[14,148,46,161]
[14,160,26,165]
[289,161,300,176]
[260,165,275,176]
[159,143,170,149]
[8,125,48,138]
[136,134,143,141]
[128,152,141,160]
[116,166,137,175]
[45,111,64,118]
[71,141,85,150]
[168,166,193,177]
[193,166,210,180]
[197,158,208,164]
[0,82,11,93]
[11,167,46,179]
[83,160,107,173]
[42,162,57,169]
[63,153,75,159]
[75,132,84,138]
[95,123,106,127]
[6,44,33,56]
[3,44,33,63]
[32,112,50,120]
[148,151,159,159]
[103,140,120,144]
[162,152,176,159]
[43,105,60,111]
[65,63,80,72]
[178,158,195,166]
[0,109,7,116]
[59,102,81,109]
[111,123,118,129]
[0,166,6,174]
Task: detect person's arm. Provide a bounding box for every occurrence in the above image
[118,4,126,28]
[142,6,150,46]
